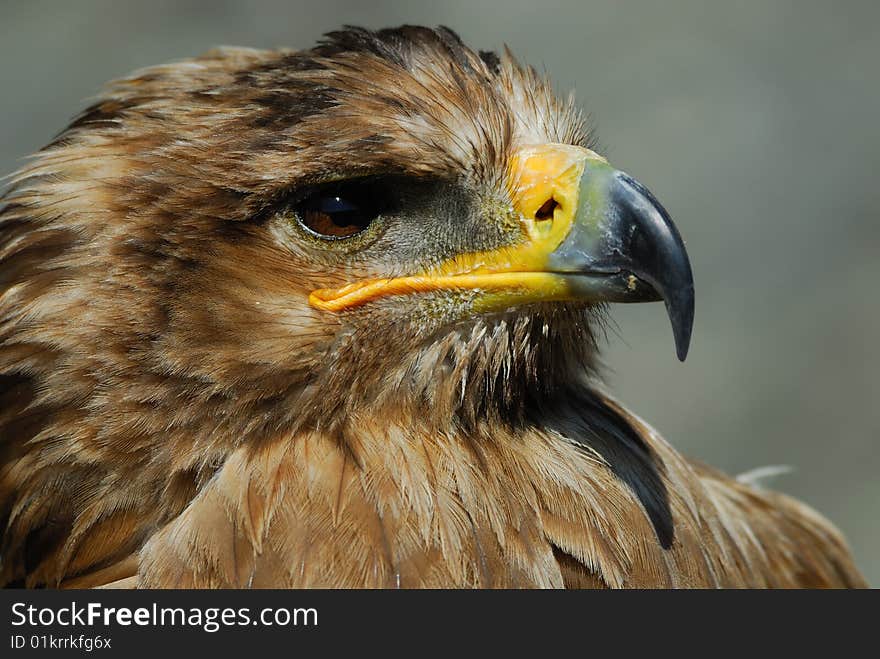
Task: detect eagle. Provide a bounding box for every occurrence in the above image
[0,26,864,588]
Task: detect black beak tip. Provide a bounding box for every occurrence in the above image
[668,285,694,361]
[612,172,695,362]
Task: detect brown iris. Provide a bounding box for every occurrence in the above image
[296,193,374,240]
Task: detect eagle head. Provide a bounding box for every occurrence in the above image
[14,26,688,425]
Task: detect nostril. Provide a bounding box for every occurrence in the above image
[535,197,558,221]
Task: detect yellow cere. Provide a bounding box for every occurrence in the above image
[308,143,606,312]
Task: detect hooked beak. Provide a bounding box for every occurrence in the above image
[309,144,695,361]
[546,158,694,360]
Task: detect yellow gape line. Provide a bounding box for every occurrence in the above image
[308,272,572,311]
[308,143,604,312]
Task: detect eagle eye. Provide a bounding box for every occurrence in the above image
[294,182,387,240]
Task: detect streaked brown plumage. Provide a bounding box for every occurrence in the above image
[0,26,864,588]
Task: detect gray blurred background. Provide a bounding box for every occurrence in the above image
[1,0,877,584]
